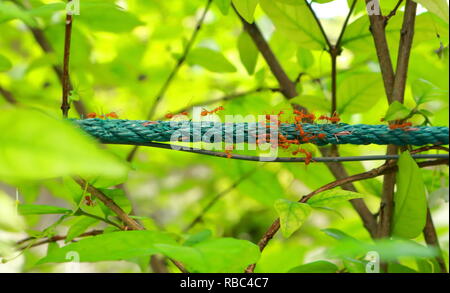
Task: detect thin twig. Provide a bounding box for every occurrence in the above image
[364,0,395,101]
[335,0,358,48]
[17,230,104,250]
[304,0,332,49]
[61,0,73,118]
[10,0,87,117]
[146,0,212,120]
[126,0,212,163]
[184,166,259,232]
[75,209,124,230]
[244,158,449,272]
[385,0,404,24]
[73,177,144,231]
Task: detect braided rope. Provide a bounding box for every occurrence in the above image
[72,119,449,146]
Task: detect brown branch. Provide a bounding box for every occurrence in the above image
[245,158,449,272]
[126,0,212,163]
[391,0,417,104]
[61,1,73,118]
[73,177,144,231]
[423,207,448,273]
[18,230,104,250]
[365,0,395,101]
[336,0,358,48]
[11,0,87,117]
[0,85,18,104]
[378,0,417,246]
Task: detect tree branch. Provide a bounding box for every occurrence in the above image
[304,0,332,49]
[245,158,449,272]
[61,0,73,118]
[184,166,259,232]
[73,177,144,231]
[10,0,87,117]
[364,0,396,101]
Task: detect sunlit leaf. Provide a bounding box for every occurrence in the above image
[383,101,412,121]
[187,47,237,73]
[238,31,259,75]
[37,231,177,264]
[414,0,449,23]
[392,151,427,239]
[0,54,12,71]
[274,199,312,237]
[0,108,129,183]
[156,238,260,273]
[232,0,259,23]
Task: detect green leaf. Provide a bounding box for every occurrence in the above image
[383,101,412,121]
[37,231,177,264]
[65,216,99,243]
[156,238,260,273]
[296,47,314,70]
[77,1,145,33]
[0,108,129,182]
[259,0,327,50]
[183,229,213,246]
[392,151,427,239]
[28,2,65,18]
[288,260,338,273]
[307,189,364,208]
[232,0,259,23]
[414,0,449,23]
[337,72,384,114]
[187,47,237,73]
[0,54,12,71]
[237,31,259,75]
[18,204,72,215]
[274,199,312,238]
[411,78,447,105]
[0,191,26,232]
[215,0,232,15]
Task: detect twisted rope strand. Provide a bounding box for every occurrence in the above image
[73,119,449,146]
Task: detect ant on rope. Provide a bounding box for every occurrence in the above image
[201,106,225,117]
[86,112,119,119]
[84,195,96,207]
[388,122,413,130]
[292,148,313,165]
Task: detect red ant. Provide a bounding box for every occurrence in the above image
[84,196,95,207]
[142,121,159,126]
[389,122,412,130]
[224,145,233,159]
[292,148,313,165]
[318,113,340,123]
[86,112,119,119]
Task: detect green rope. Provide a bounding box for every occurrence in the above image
[72,119,449,146]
